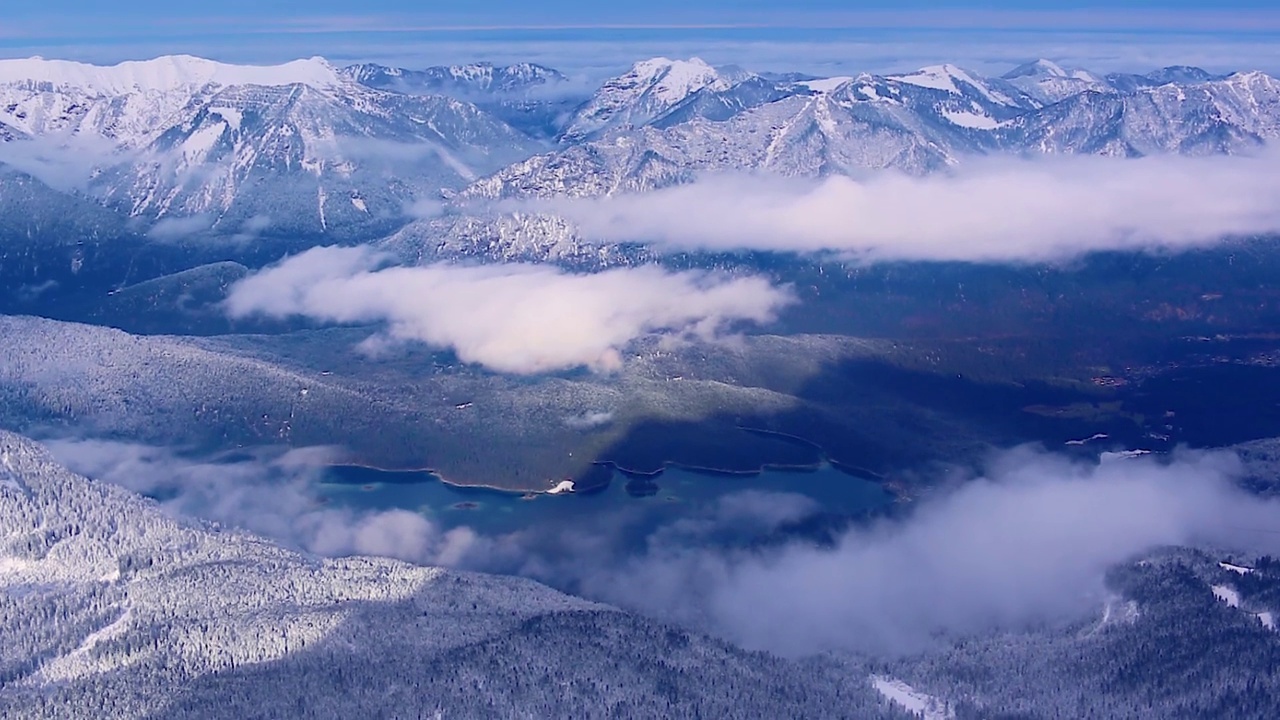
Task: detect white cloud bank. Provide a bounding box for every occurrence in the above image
[43,436,1280,658]
[225,246,793,374]
[535,151,1280,263]
[462,447,1280,656]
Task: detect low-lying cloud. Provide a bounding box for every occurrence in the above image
[44,436,1280,659]
[564,410,615,430]
[534,151,1280,262]
[0,135,120,191]
[456,447,1280,656]
[224,246,793,373]
[42,438,475,565]
[146,214,214,241]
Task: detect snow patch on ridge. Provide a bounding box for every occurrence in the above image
[891,64,990,97]
[941,109,999,129]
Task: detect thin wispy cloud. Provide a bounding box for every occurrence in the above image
[4,23,1280,78]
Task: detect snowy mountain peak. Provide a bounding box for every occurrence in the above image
[1002,59,1111,103]
[883,64,1030,110]
[0,55,342,94]
[625,57,726,100]
[1004,59,1071,79]
[560,57,732,141]
[890,64,989,95]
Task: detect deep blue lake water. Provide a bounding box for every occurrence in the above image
[318,464,895,536]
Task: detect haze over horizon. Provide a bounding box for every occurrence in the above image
[5,0,1280,77]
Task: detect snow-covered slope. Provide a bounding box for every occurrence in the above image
[465,61,1280,204]
[465,82,983,201]
[0,429,897,718]
[0,429,593,686]
[342,61,582,140]
[89,84,539,235]
[0,55,542,238]
[1005,70,1280,155]
[463,68,1033,200]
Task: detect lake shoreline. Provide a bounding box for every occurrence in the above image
[329,424,897,498]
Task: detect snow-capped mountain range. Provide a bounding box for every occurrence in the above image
[340,61,580,142]
[341,61,569,97]
[467,58,1280,202]
[0,53,1278,248]
[0,55,539,238]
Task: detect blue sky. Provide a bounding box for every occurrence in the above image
[3,1,1279,76]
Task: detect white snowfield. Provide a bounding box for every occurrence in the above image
[941,108,1000,129]
[798,76,854,93]
[1212,584,1242,608]
[458,54,1280,235]
[1210,582,1279,629]
[871,675,955,719]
